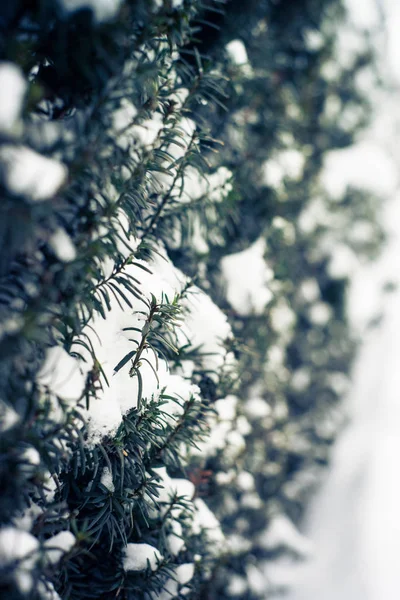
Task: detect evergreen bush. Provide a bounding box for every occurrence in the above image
[0,1,382,599]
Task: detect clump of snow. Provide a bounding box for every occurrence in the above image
[236,414,251,436]
[226,40,249,65]
[241,492,263,510]
[298,278,320,303]
[111,107,164,152]
[308,302,333,326]
[228,533,252,555]
[111,99,138,151]
[19,446,41,478]
[298,196,329,235]
[184,286,235,375]
[161,374,201,425]
[304,29,324,51]
[58,0,123,22]
[321,142,398,200]
[176,562,194,585]
[100,466,115,493]
[151,563,194,600]
[12,502,43,533]
[0,400,20,432]
[245,396,271,419]
[37,346,86,403]
[346,0,380,30]
[215,469,236,486]
[192,498,225,550]
[193,394,244,460]
[42,471,58,502]
[262,150,305,188]
[327,244,359,279]
[290,368,311,393]
[270,299,296,334]
[236,471,255,492]
[44,531,75,565]
[0,145,67,201]
[166,519,184,555]
[227,574,248,596]
[215,394,238,422]
[152,0,184,9]
[168,165,232,254]
[0,62,26,135]
[221,237,274,316]
[49,228,76,263]
[66,245,193,444]
[148,467,195,517]
[123,543,163,571]
[0,527,39,593]
[37,580,62,600]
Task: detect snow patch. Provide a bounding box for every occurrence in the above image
[58,0,123,22]
[123,543,163,571]
[0,145,67,201]
[44,531,75,565]
[221,237,274,316]
[0,527,39,593]
[49,228,76,262]
[0,62,26,135]
[226,40,249,65]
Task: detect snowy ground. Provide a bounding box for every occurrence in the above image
[268,1,400,598]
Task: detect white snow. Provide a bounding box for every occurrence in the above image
[262,150,305,188]
[214,394,237,422]
[176,562,194,585]
[20,446,40,468]
[184,286,235,375]
[327,244,359,279]
[0,63,26,135]
[269,299,296,334]
[37,346,86,403]
[58,0,122,22]
[146,467,195,519]
[220,237,274,316]
[290,368,311,393]
[166,519,184,555]
[100,466,115,493]
[0,401,20,431]
[227,575,247,596]
[236,471,255,492]
[0,527,39,593]
[192,498,225,550]
[244,396,271,419]
[150,563,194,600]
[0,145,67,201]
[308,301,333,326]
[123,543,163,571]
[37,580,62,600]
[320,141,398,200]
[161,374,201,425]
[43,531,75,564]
[48,228,76,263]
[226,40,249,65]
[345,0,382,30]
